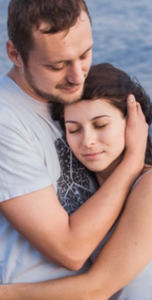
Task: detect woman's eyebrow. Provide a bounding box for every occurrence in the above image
[92,115,111,120]
[65,120,78,124]
[65,115,111,124]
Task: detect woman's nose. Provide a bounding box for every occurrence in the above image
[82,130,96,147]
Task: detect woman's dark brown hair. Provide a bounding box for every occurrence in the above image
[52,63,152,164]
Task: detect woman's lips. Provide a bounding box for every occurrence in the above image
[82,151,104,160]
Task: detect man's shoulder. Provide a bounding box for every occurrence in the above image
[0,97,19,124]
[0,94,25,129]
[0,75,21,114]
[0,76,34,128]
[0,74,14,95]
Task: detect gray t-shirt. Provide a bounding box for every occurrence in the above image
[0,75,97,283]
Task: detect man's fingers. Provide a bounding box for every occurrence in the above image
[127,94,138,123]
[127,94,146,121]
[127,94,136,103]
[136,102,146,120]
[125,94,148,160]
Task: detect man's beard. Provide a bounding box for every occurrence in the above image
[24,67,84,104]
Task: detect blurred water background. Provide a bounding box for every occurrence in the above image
[0,0,152,97]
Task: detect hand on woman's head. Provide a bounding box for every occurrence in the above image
[124,94,148,165]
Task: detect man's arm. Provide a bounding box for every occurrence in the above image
[0,95,149,299]
[0,95,148,271]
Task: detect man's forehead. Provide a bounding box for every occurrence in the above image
[31,11,92,60]
[34,11,91,37]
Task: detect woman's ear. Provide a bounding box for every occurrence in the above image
[6,40,22,67]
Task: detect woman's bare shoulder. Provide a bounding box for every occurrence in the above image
[125,164,152,215]
[142,164,152,175]
[133,164,152,188]
[131,164,152,198]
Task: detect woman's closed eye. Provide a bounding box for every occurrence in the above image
[94,123,108,129]
[67,127,82,134]
[65,124,82,134]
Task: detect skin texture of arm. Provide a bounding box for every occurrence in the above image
[0,96,148,272]
[1,167,152,300]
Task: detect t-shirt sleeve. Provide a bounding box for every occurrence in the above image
[0,113,52,202]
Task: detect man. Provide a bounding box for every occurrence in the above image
[0,0,147,294]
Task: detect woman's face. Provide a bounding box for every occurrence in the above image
[64,99,126,175]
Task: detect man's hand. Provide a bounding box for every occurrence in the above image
[125,94,148,167]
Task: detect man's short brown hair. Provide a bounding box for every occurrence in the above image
[7,0,91,64]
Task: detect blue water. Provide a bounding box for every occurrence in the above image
[0,0,152,97]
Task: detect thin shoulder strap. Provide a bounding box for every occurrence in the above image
[132,168,152,189]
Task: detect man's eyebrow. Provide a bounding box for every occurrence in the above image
[50,44,94,65]
[65,115,111,124]
[80,44,94,56]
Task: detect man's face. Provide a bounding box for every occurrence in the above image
[18,11,93,103]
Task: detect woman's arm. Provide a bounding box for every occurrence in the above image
[1,169,152,300]
[0,97,147,270]
[0,97,150,300]
[1,170,152,300]
[86,170,152,299]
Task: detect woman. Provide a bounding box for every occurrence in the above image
[1,63,152,299]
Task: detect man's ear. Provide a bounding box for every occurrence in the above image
[6,40,22,67]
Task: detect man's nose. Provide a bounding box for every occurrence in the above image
[67,61,85,85]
